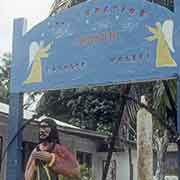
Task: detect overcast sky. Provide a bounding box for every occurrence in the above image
[0,0,53,55]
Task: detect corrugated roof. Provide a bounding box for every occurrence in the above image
[0,102,111,139]
[37,115,79,129]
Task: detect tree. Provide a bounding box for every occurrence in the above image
[50,0,87,15]
[36,85,126,134]
[0,53,11,104]
[152,80,177,180]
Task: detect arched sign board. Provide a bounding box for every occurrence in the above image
[10,0,180,93]
[6,1,180,180]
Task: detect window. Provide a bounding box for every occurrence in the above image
[147,0,174,11]
[76,151,92,168]
[0,136,3,171]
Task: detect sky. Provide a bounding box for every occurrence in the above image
[0,0,53,55]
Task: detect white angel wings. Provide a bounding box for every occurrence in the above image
[28,41,44,69]
[162,19,175,53]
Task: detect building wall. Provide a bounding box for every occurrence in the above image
[0,113,137,180]
[166,152,178,175]
[0,114,99,180]
[93,149,137,180]
[1,112,178,180]
[132,149,137,180]
[0,113,146,180]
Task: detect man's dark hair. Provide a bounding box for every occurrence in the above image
[39,118,60,144]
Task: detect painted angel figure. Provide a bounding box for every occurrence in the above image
[23,41,52,84]
[146,19,177,67]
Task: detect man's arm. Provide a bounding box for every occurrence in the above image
[30,144,80,178]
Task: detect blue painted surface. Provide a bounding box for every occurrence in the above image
[6,94,23,180]
[177,76,180,180]
[6,19,26,180]
[10,0,180,93]
[7,1,180,180]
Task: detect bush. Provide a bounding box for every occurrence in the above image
[61,165,95,180]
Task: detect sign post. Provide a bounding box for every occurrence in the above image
[6,0,180,180]
[177,76,180,180]
[6,18,27,180]
[6,94,23,180]
[175,1,180,178]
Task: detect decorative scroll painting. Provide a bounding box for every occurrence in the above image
[10,0,180,92]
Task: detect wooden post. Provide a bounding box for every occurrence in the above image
[137,95,153,180]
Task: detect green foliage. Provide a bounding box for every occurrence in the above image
[0,53,11,103]
[152,80,177,132]
[36,85,129,134]
[61,165,95,180]
[50,0,87,15]
[153,80,176,116]
[36,82,156,138]
[79,165,95,180]
[37,85,136,135]
[36,78,177,140]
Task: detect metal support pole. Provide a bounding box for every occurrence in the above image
[6,93,23,180]
[6,18,27,180]
[177,76,180,180]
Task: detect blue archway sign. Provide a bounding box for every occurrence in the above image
[10,0,180,93]
[6,0,180,180]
